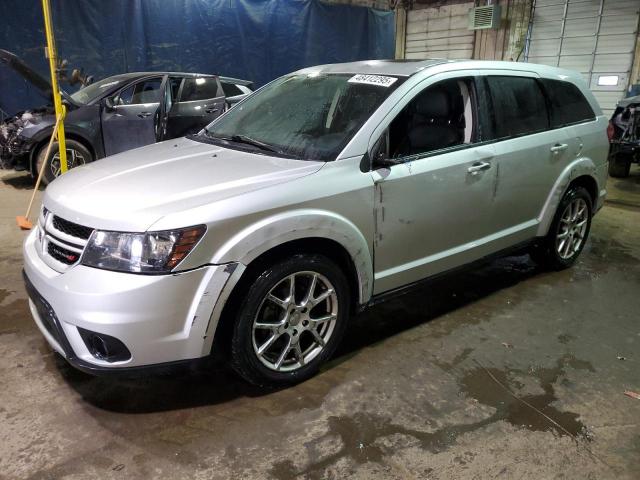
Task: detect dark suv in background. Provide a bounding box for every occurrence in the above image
[0,50,253,183]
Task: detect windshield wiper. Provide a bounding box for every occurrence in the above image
[205,131,288,155]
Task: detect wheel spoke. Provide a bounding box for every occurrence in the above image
[257,333,280,355]
[309,328,326,347]
[267,293,288,310]
[287,275,296,304]
[311,313,336,325]
[274,336,292,370]
[310,288,333,307]
[255,321,281,330]
[303,274,318,305]
[293,343,305,366]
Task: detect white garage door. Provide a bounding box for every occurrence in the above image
[405,2,475,60]
[526,0,640,116]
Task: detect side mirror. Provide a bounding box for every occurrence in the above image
[372,150,400,168]
[104,96,116,111]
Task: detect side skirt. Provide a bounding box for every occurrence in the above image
[363,239,536,310]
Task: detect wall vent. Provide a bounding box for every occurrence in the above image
[468,5,501,30]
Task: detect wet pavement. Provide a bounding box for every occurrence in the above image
[1,169,639,479]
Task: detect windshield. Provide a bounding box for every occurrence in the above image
[203,73,402,161]
[70,77,125,105]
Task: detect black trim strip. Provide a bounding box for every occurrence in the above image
[364,239,535,309]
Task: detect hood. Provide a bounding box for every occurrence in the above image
[0,49,52,98]
[44,136,324,231]
[618,95,640,109]
[0,49,77,107]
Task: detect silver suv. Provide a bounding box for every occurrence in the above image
[23,60,608,386]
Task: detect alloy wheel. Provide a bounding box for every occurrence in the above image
[252,271,338,372]
[556,198,588,260]
[48,148,87,177]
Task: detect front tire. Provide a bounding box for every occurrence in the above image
[530,186,592,270]
[34,139,92,185]
[230,254,350,387]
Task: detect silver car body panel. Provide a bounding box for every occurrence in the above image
[24,59,609,369]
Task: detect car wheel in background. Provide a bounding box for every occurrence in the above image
[34,139,93,185]
[608,152,632,178]
[230,254,350,387]
[530,186,593,270]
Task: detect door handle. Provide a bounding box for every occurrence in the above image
[467,161,491,175]
[137,112,152,118]
[550,143,568,154]
[205,108,218,114]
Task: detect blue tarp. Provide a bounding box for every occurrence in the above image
[0,0,395,117]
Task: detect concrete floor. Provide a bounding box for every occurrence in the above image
[1,167,639,480]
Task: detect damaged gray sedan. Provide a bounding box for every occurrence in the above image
[0,49,252,183]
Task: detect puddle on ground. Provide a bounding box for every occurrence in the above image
[270,354,595,480]
[461,354,595,439]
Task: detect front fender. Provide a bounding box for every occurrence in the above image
[212,209,374,305]
[536,156,600,237]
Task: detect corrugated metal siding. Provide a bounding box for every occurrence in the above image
[526,0,640,115]
[405,3,475,60]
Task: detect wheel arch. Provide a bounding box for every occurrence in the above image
[201,210,374,359]
[29,129,96,176]
[536,157,601,237]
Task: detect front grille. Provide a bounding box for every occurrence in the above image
[47,242,81,265]
[52,216,93,240]
[37,209,92,272]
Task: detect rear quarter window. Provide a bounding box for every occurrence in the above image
[221,82,244,97]
[540,79,595,127]
[486,76,549,139]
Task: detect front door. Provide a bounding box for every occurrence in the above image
[371,76,500,294]
[101,75,166,156]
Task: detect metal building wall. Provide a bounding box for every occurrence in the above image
[405,2,476,59]
[525,0,640,115]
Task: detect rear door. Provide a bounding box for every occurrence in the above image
[480,72,571,240]
[165,76,225,138]
[101,75,166,156]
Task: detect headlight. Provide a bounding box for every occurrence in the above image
[81,225,206,274]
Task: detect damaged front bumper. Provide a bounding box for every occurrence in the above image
[0,111,46,169]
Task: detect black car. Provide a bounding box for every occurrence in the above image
[608,94,640,178]
[0,50,253,183]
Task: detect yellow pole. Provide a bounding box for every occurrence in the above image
[41,0,67,173]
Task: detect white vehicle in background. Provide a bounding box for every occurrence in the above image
[23,59,608,386]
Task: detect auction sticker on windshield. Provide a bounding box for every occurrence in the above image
[348,74,398,87]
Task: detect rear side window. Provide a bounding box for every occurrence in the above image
[540,79,595,127]
[486,76,549,139]
[221,82,243,97]
[180,77,221,102]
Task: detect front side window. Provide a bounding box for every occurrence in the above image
[540,79,595,127]
[381,78,477,159]
[116,78,162,105]
[181,77,221,102]
[486,76,549,139]
[203,73,402,161]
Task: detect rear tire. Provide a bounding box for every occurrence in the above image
[608,153,631,178]
[33,139,93,185]
[230,254,350,387]
[530,186,592,270]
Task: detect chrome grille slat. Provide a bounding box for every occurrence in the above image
[36,208,95,272]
